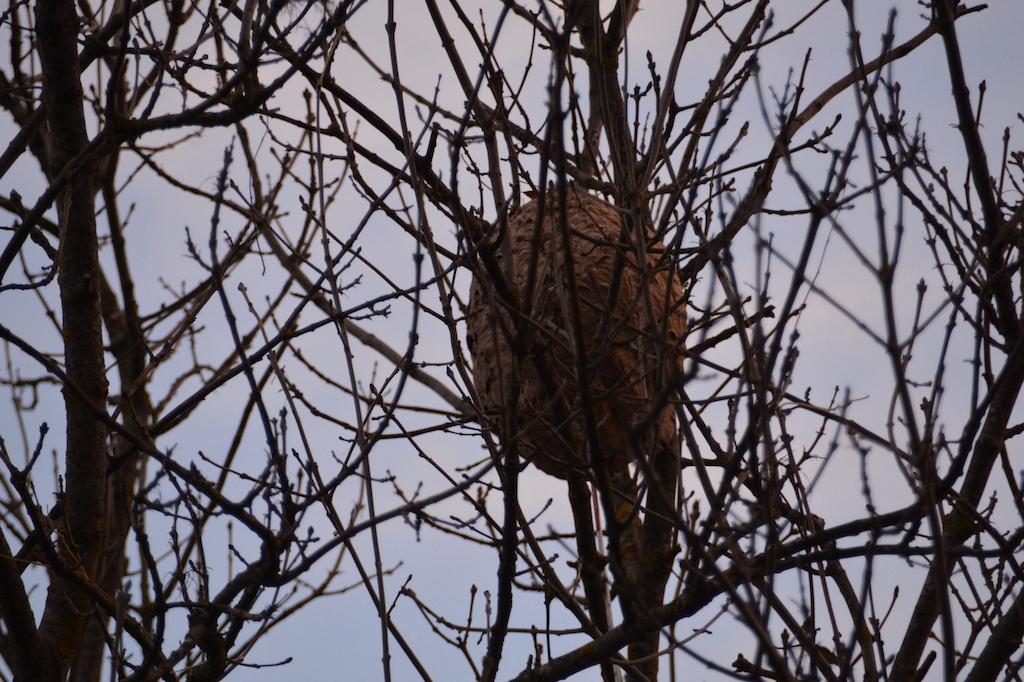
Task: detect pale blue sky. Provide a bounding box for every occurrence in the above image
[1,1,1023,680]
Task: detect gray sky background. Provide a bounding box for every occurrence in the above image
[2,1,1024,680]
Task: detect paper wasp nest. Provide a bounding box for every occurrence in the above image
[467,187,686,479]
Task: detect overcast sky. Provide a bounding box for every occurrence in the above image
[2,1,1024,680]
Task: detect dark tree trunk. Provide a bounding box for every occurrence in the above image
[25,1,109,680]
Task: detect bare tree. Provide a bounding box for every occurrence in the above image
[0,0,1022,680]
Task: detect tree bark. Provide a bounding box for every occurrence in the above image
[26,1,109,680]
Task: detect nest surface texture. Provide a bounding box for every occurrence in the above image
[467,187,687,479]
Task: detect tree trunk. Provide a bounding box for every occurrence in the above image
[26,1,109,680]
